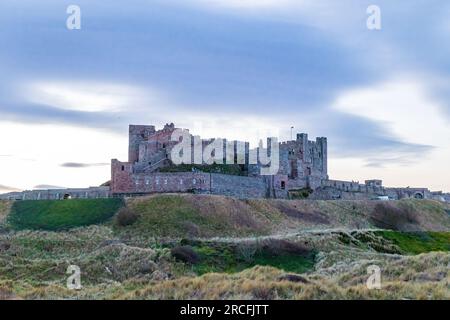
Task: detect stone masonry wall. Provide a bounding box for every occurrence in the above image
[209,173,268,198]
[0,187,111,200]
[111,159,288,199]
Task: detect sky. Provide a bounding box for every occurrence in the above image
[0,0,449,193]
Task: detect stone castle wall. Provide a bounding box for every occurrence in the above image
[0,186,111,201]
[111,158,288,199]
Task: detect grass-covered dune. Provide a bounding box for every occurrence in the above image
[2,195,450,235]
[7,198,124,231]
[117,195,450,238]
[0,194,449,300]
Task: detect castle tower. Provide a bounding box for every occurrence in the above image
[297,133,309,162]
[128,125,156,164]
[316,137,328,178]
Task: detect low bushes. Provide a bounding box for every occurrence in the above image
[115,208,139,226]
[171,245,200,264]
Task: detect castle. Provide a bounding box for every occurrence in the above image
[110,123,327,199]
[1,123,449,202]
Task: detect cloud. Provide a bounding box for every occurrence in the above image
[0,184,21,193]
[300,110,435,164]
[33,185,66,190]
[364,156,417,168]
[187,0,303,10]
[0,101,127,132]
[61,162,110,168]
[333,77,450,147]
[28,81,154,113]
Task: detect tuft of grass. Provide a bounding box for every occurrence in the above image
[376,231,450,254]
[0,201,12,225]
[8,199,124,231]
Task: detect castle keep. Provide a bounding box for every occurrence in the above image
[111,123,329,199]
[1,123,448,202]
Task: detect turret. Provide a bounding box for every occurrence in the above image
[316,137,328,178]
[128,125,156,163]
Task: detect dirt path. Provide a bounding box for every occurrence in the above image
[193,227,383,244]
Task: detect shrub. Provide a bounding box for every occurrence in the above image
[182,221,201,237]
[278,274,309,283]
[236,241,257,263]
[289,188,313,199]
[115,208,139,227]
[171,245,200,264]
[261,239,310,257]
[0,241,11,252]
[370,203,420,231]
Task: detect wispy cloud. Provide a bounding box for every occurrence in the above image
[33,184,66,190]
[0,184,21,192]
[61,162,110,168]
[28,81,152,113]
[187,0,304,10]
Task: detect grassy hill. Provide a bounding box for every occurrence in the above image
[116,195,450,239]
[3,195,450,234]
[0,194,449,300]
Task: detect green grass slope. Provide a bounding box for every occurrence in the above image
[376,231,450,254]
[2,195,450,235]
[116,195,276,238]
[8,198,124,231]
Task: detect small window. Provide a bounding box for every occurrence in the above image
[121,165,125,171]
[281,181,286,190]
